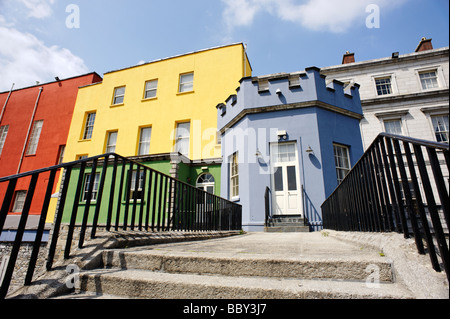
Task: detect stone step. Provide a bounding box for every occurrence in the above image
[101,249,394,282]
[77,268,413,299]
[265,226,310,233]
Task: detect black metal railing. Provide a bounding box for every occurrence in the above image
[322,133,449,281]
[0,153,242,298]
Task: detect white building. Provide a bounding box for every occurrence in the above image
[322,38,449,150]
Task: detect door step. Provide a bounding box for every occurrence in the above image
[265,217,309,233]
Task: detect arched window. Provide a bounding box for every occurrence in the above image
[196,173,215,194]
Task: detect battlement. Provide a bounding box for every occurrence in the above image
[217,66,362,132]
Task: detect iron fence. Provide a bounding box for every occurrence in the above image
[322,133,449,281]
[0,153,242,298]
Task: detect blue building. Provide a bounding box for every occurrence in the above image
[217,67,364,232]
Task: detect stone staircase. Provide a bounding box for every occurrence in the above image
[265,217,309,233]
[53,233,415,299]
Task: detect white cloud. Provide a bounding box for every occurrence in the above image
[221,0,409,34]
[17,0,56,19]
[0,26,89,91]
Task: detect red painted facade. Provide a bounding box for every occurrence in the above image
[0,73,102,215]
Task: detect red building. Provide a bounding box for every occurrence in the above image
[0,73,102,229]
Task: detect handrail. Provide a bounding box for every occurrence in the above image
[322,133,449,282]
[0,153,242,298]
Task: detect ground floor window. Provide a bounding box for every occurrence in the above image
[230,152,239,199]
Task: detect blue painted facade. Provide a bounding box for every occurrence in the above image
[217,67,364,232]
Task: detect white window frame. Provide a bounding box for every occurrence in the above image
[372,73,398,97]
[415,66,446,92]
[179,73,194,93]
[128,170,145,201]
[230,152,239,200]
[138,127,152,155]
[419,70,439,90]
[113,86,126,105]
[12,191,27,213]
[175,122,190,156]
[333,144,351,184]
[106,131,118,153]
[26,120,44,155]
[83,112,96,140]
[431,114,449,143]
[144,80,158,99]
[0,125,9,156]
[82,172,100,202]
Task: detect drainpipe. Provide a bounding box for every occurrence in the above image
[17,86,43,174]
[0,83,15,125]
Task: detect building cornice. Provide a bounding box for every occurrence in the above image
[361,89,449,107]
[321,47,449,74]
[219,100,364,134]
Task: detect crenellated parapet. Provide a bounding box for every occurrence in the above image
[217,66,363,133]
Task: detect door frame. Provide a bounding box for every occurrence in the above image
[270,141,303,217]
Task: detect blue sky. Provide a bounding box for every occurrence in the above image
[0,0,448,91]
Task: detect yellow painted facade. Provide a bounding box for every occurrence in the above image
[63,43,252,162]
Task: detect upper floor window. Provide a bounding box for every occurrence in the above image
[333,144,351,184]
[144,80,158,99]
[113,86,126,105]
[179,73,194,93]
[26,120,44,155]
[0,125,9,156]
[83,112,96,140]
[419,70,439,90]
[375,77,392,96]
[431,115,449,143]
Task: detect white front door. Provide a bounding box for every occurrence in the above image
[270,142,302,216]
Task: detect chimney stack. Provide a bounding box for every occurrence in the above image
[342,51,355,64]
[415,37,433,52]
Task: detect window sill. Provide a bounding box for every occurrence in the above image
[110,103,125,108]
[78,139,92,143]
[141,97,158,102]
[177,90,195,96]
[231,196,240,202]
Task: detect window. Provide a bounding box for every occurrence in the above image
[375,77,392,96]
[57,145,65,164]
[129,170,145,200]
[12,191,27,213]
[175,122,190,156]
[179,73,194,93]
[333,144,351,184]
[419,70,439,90]
[384,119,403,135]
[106,131,118,153]
[83,112,96,140]
[82,173,100,202]
[26,120,43,155]
[113,86,126,105]
[230,152,239,199]
[144,80,158,99]
[0,125,9,156]
[431,115,449,143]
[138,127,152,155]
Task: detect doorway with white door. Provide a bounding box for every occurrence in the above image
[270,142,303,217]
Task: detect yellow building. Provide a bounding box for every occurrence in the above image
[46,44,252,224]
[64,43,252,163]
